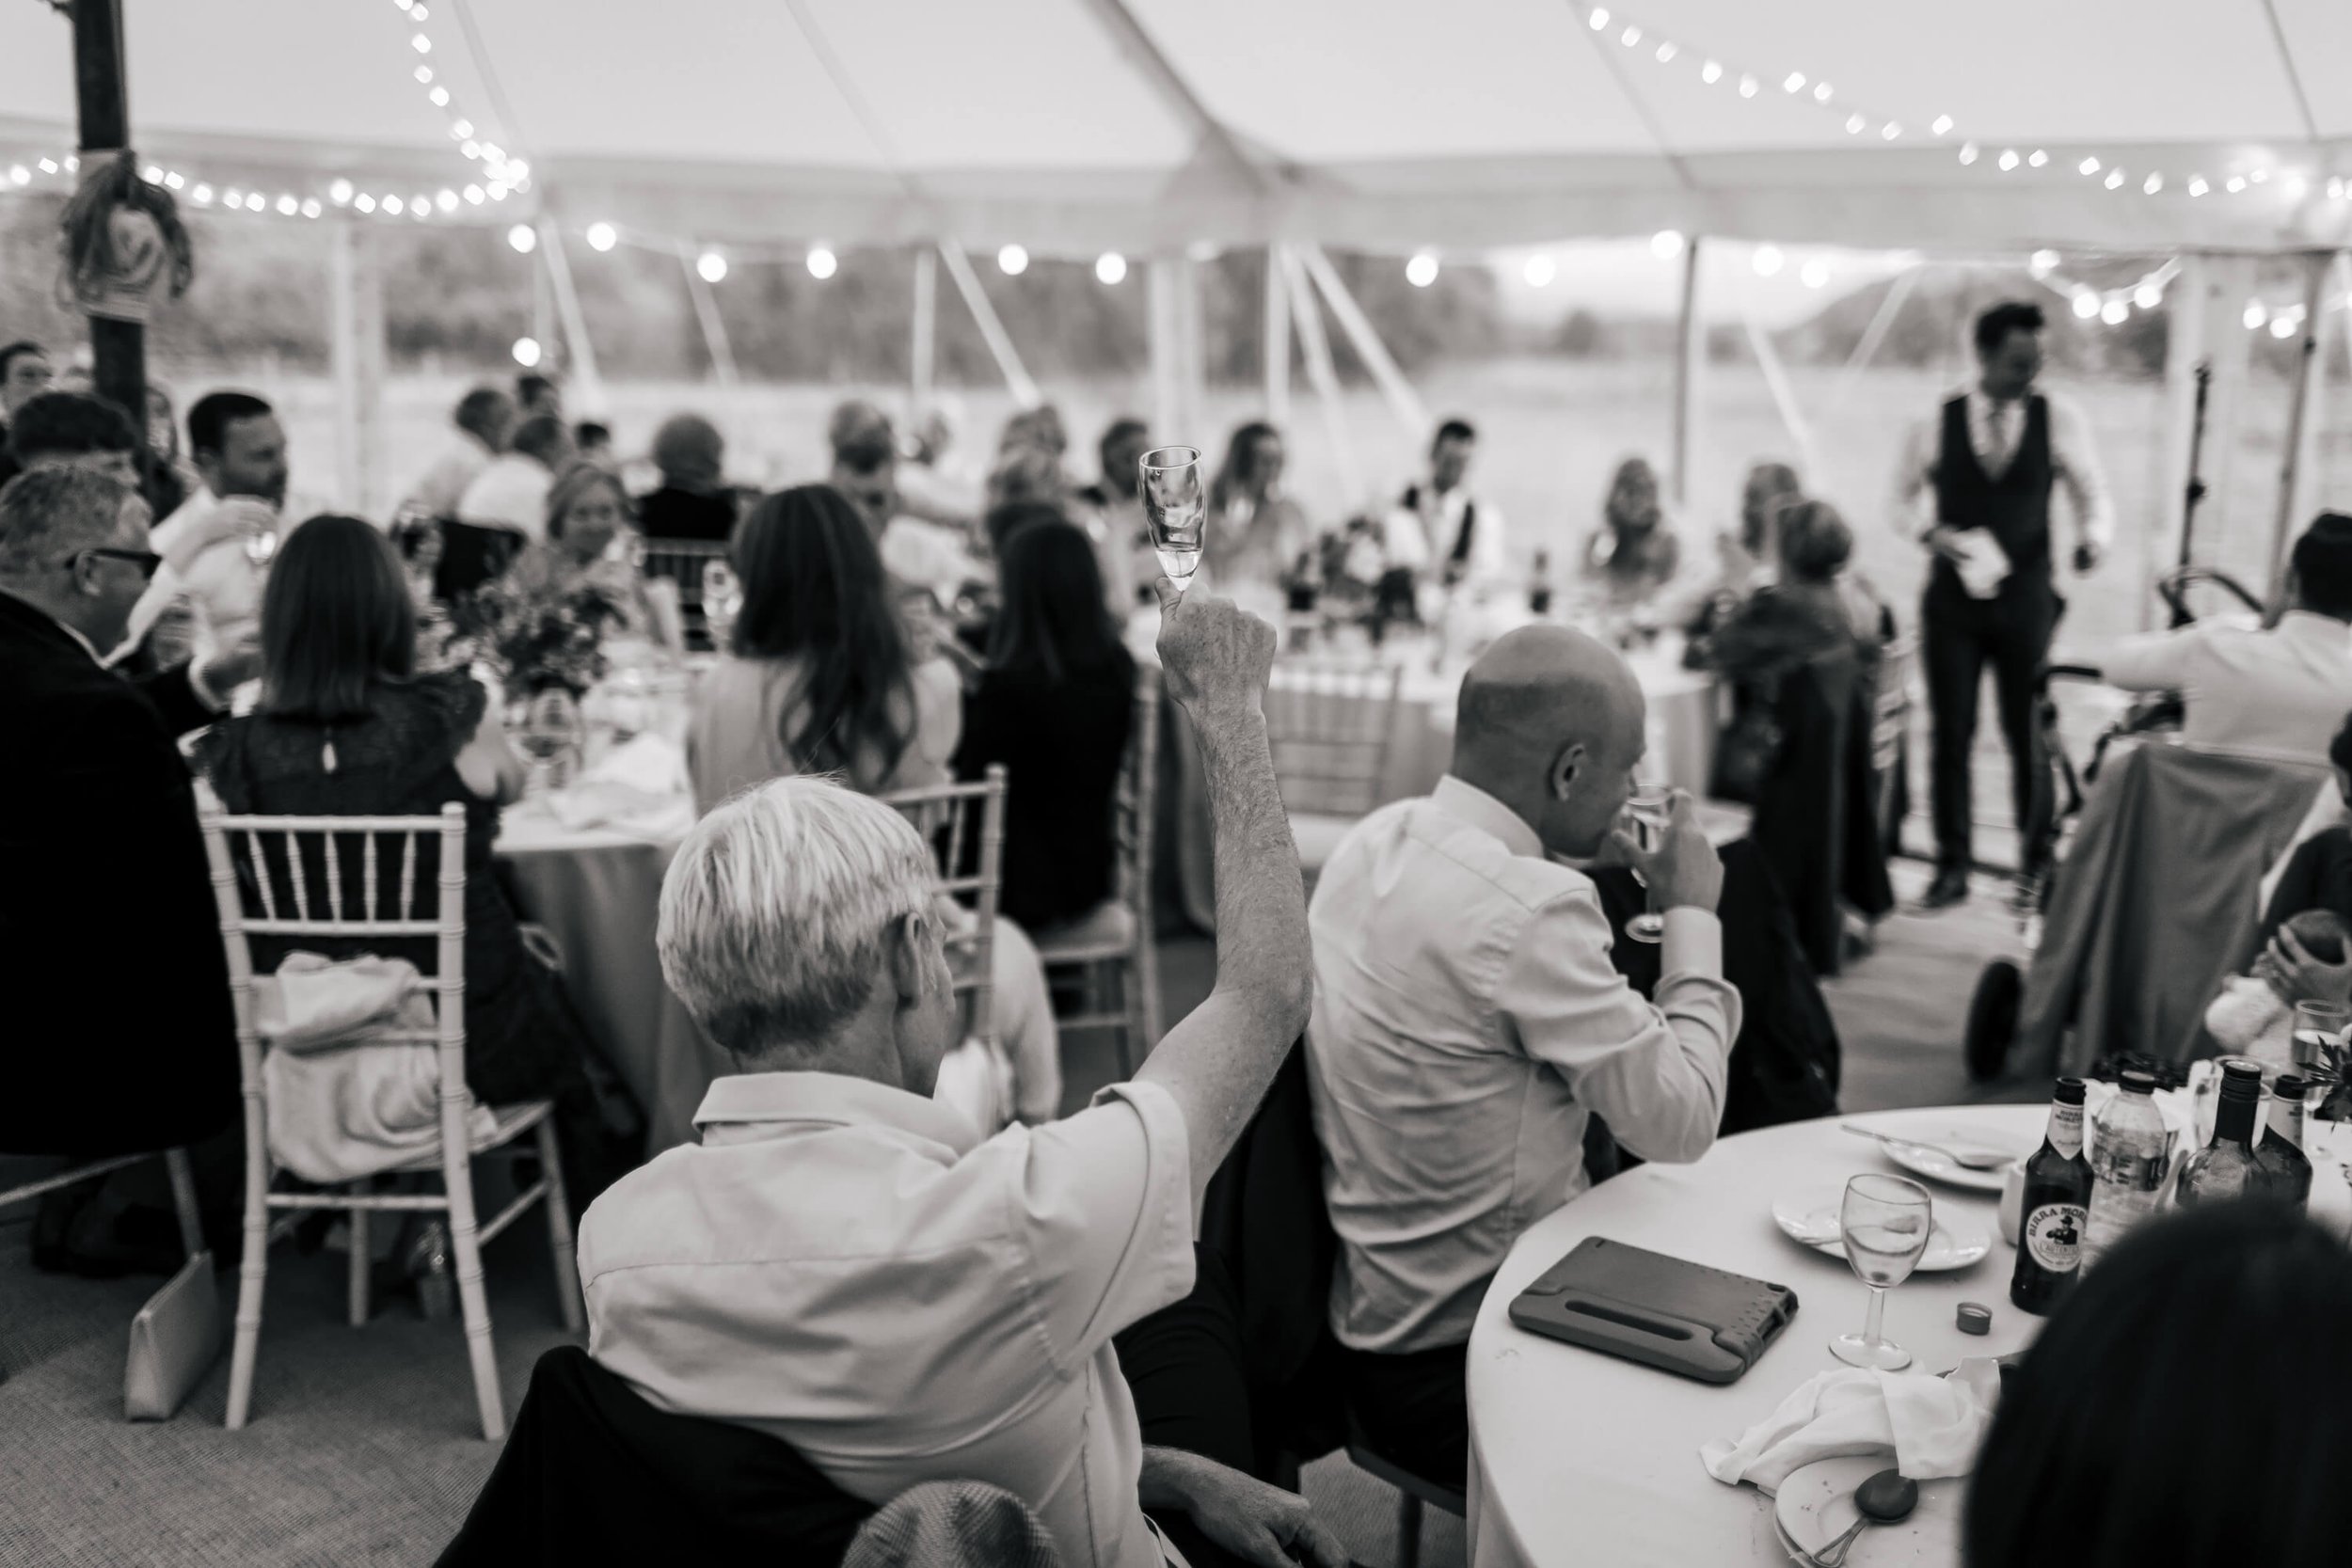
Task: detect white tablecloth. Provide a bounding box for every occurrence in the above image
[1464,1104,2352,1568]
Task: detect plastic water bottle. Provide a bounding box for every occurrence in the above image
[2081,1070,2170,1269]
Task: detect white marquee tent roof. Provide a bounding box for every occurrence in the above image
[4,0,2349,257]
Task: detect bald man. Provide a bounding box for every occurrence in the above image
[1303,626,1740,1488]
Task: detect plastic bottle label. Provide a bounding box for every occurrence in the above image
[2090,1146,2167,1192]
[2023,1203,2086,1274]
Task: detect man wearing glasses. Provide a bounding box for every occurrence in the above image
[0,467,244,1182]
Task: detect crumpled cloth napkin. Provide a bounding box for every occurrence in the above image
[1946,530,2011,599]
[542,734,697,838]
[1699,1359,2002,1497]
[255,952,427,1052]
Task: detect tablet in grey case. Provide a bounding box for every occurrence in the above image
[1506,1236,1798,1385]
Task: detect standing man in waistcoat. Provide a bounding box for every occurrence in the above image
[1893,301,2113,911]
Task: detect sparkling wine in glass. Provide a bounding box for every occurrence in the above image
[701,559,743,651]
[1139,445,1205,592]
[1831,1173,1932,1370]
[1621,784,1675,944]
[244,528,278,572]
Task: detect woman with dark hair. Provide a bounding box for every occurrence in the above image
[955,518,1137,932]
[1965,1202,2352,1568]
[192,515,627,1213]
[1203,420,1310,616]
[686,484,960,815]
[689,485,1060,1127]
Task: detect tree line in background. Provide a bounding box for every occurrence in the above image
[1,194,2337,386]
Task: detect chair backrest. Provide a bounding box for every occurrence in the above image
[881,767,1007,1047]
[1264,660,1406,817]
[640,538,732,649]
[1870,633,1919,775]
[1114,671,1162,919]
[197,793,472,1151]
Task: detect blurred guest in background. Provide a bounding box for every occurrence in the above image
[131,389,288,661]
[1965,1203,2352,1568]
[142,383,200,518]
[689,484,1059,1129]
[0,339,54,490]
[1389,417,1506,592]
[402,386,516,529]
[637,413,737,543]
[954,518,1136,934]
[1582,455,1680,605]
[516,372,563,424]
[1074,414,1152,614]
[457,413,572,546]
[193,515,628,1208]
[894,399,981,526]
[997,405,1070,466]
[512,460,675,646]
[1727,461,1805,590]
[4,388,140,483]
[1204,420,1311,619]
[573,420,614,467]
[985,441,1066,513]
[834,398,979,612]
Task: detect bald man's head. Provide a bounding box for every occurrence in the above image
[1452,626,1647,859]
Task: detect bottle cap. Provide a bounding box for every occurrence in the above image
[2119,1069,2159,1096]
[2276,1074,2308,1100]
[1957,1303,1993,1336]
[2053,1076,2086,1104]
[2218,1059,2263,1084]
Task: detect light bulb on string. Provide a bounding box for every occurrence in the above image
[2029,250,2059,277]
[507,223,536,253]
[329,179,354,205]
[2187,177,2208,197]
[2244,300,2267,330]
[586,221,617,251]
[1959,143,1979,166]
[2071,290,2099,320]
[1587,8,1609,30]
[300,198,322,218]
[1998,150,2020,171]
[1701,60,1722,84]
[2144,173,2164,195]
[2226,176,2247,194]
[356,195,375,214]
[808,245,839,279]
[1801,259,1830,289]
[2101,298,2129,326]
[1620,25,1642,47]
[464,185,484,204]
[2282,173,2308,202]
[1651,229,1685,261]
[165,171,183,190]
[1813,83,1833,103]
[512,337,542,368]
[997,244,1028,276]
[1881,122,1901,140]
[248,193,269,212]
[1523,254,1555,287]
[429,87,450,107]
[415,65,432,84]
[2078,157,2100,176]
[190,183,211,204]
[1931,116,1954,137]
[411,33,430,53]
[1752,244,1784,277]
[276,194,298,215]
[7,166,26,186]
[1783,71,1804,93]
[697,250,727,283]
[1405,252,1438,287]
[2105,169,2125,190]
[1739,74,1758,98]
[434,189,458,213]
[2027,150,2048,167]
[2271,315,2296,341]
[1655,41,1676,63]
[1846,114,1866,135]
[2135,281,2162,309]
[453,119,473,139]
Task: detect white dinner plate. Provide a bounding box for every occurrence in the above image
[1774,1455,1963,1566]
[1769,1193,1994,1272]
[1862,1120,2026,1193]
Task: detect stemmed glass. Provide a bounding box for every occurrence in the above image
[701,559,743,652]
[1621,784,1675,944]
[1138,445,1205,596]
[1830,1173,1932,1370]
[244,527,278,573]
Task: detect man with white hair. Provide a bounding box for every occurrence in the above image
[579,581,1344,1568]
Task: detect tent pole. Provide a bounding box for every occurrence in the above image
[936,239,1039,408]
[326,218,384,516]
[1671,237,1703,509]
[1148,258,1178,442]
[2196,254,2257,581]
[1280,245,1359,502]
[2153,253,2209,630]
[1263,244,1292,425]
[1176,253,1205,442]
[1826,264,1921,423]
[1297,243,1430,441]
[2268,250,2338,598]
[70,0,143,446]
[535,218,605,413]
[911,246,938,412]
[677,245,739,388]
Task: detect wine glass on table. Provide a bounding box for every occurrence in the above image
[701,559,743,653]
[243,522,278,573]
[1830,1173,1932,1370]
[1139,446,1205,596]
[1620,784,1676,944]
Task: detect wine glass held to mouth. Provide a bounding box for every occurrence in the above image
[1139,445,1205,594]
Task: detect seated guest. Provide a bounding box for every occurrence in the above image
[456,412,572,546]
[2098,511,2352,760]
[192,515,628,1208]
[581,585,1344,1568]
[1965,1203,2352,1568]
[131,389,290,659]
[142,382,199,520]
[954,518,1137,933]
[0,467,243,1164]
[2205,909,2349,1071]
[1306,625,1740,1488]
[400,386,516,527]
[636,413,737,543]
[831,399,977,610]
[688,485,1057,1127]
[573,420,614,467]
[1203,422,1311,625]
[516,372,563,424]
[1695,500,1885,679]
[1581,455,1681,605]
[6,387,141,483]
[1387,417,1507,592]
[510,460,676,647]
[0,338,54,490]
[1074,415,1152,615]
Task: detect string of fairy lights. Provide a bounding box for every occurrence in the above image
[2,0,2344,328]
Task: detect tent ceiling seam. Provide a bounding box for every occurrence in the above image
[1071,0,1271,194]
[2258,0,2323,146]
[1571,2,1700,195]
[446,0,532,160]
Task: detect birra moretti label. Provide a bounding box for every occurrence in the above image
[2023,1101,2087,1275]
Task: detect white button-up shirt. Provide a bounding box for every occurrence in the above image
[455,453,554,542]
[1385,484,1507,582]
[2100,610,2352,760]
[1890,387,2115,551]
[400,428,498,521]
[1305,777,1741,1354]
[577,1071,1196,1568]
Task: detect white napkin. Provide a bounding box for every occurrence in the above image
[255,952,427,1052]
[1946,530,2011,599]
[541,734,698,837]
[1699,1360,2002,1496]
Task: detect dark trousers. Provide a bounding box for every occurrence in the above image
[1922,573,2058,875]
[1341,1340,1470,1492]
[1115,1245,1263,1568]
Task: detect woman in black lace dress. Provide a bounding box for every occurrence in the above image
[193,515,628,1211]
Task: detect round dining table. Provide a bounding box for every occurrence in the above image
[1463,1102,2352,1568]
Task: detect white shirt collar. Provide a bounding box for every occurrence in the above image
[1431,775,1545,860]
[691,1069,981,1158]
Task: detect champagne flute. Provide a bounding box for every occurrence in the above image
[1830,1173,1932,1370]
[701,558,742,652]
[244,527,278,572]
[1139,445,1205,594]
[1621,784,1675,944]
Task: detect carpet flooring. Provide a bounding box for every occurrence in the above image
[0,859,2033,1568]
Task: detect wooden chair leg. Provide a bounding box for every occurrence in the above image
[535,1118,583,1333]
[346,1200,370,1327]
[442,1164,506,1440]
[224,1195,269,1430]
[162,1148,203,1259]
[1396,1491,1422,1568]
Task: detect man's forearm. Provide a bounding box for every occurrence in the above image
[1197,705,1309,1008]
[1137,1447,1216,1513]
